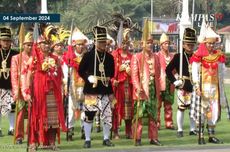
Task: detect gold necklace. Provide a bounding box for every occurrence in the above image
[96,51,106,73]
[95,51,108,87]
[0,49,11,79]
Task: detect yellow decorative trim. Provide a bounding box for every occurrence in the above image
[202,50,222,63]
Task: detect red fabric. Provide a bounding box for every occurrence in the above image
[125,120,132,137]
[218,52,226,63]
[156,51,175,91]
[111,48,133,124]
[157,100,173,128]
[15,108,25,139]
[29,47,67,145]
[195,43,209,57]
[62,45,78,68]
[10,52,30,101]
[135,117,158,140]
[190,45,226,64]
[148,117,158,140]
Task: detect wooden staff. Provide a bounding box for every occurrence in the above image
[14,23,25,144]
[133,19,149,145]
[65,19,74,141]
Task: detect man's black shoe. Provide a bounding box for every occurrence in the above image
[8,129,14,136]
[135,139,142,146]
[198,138,206,145]
[103,139,114,147]
[177,131,183,138]
[189,130,197,136]
[83,140,91,148]
[208,137,223,144]
[16,138,23,144]
[150,139,163,146]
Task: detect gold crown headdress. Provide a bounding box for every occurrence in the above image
[23,32,33,44]
[122,28,131,44]
[160,33,169,45]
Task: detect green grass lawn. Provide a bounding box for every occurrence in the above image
[0,85,230,152]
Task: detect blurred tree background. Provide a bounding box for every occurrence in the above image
[0,0,229,32]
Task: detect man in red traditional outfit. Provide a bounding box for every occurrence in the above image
[0,27,18,137]
[190,25,226,144]
[131,35,162,146]
[11,32,33,144]
[112,28,133,139]
[156,33,175,130]
[62,27,88,140]
[27,33,66,151]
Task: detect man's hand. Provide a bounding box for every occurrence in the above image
[113,80,119,87]
[88,75,97,83]
[88,75,98,88]
[173,80,183,88]
[126,67,131,75]
[136,87,144,96]
[119,64,126,72]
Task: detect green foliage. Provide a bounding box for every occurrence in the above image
[225,53,230,67]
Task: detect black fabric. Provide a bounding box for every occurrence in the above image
[93,26,107,41]
[166,51,193,92]
[78,50,114,95]
[84,111,97,121]
[0,49,18,89]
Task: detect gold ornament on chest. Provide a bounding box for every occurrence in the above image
[99,63,104,72]
[0,50,11,79]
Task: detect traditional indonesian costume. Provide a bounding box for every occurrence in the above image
[111,48,133,137]
[190,49,226,127]
[28,49,66,145]
[155,50,174,128]
[78,49,114,128]
[131,51,161,140]
[0,48,18,116]
[11,51,31,140]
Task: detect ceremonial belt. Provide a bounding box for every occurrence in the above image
[182,76,190,80]
[96,76,110,81]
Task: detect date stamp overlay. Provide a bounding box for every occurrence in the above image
[0,14,60,22]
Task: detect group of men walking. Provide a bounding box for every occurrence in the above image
[0,20,227,152]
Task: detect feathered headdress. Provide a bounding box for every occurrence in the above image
[51,26,70,47]
[43,24,57,42]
